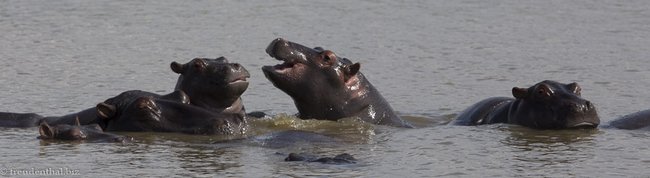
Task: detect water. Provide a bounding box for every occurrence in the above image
[1,0,650,177]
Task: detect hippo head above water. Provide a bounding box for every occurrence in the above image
[508,80,600,129]
[262,38,412,127]
[262,38,361,102]
[38,119,128,142]
[453,80,600,130]
[171,57,250,114]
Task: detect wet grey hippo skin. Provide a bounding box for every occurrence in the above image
[284,153,356,164]
[609,110,650,130]
[451,80,600,129]
[0,57,249,128]
[38,120,130,143]
[94,57,249,134]
[96,95,246,135]
[262,38,412,128]
[171,57,249,117]
[0,90,187,128]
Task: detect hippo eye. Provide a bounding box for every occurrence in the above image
[322,50,337,66]
[537,85,554,97]
[192,58,207,71]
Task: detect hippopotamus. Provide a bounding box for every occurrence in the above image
[0,57,250,129]
[451,80,600,129]
[96,95,246,135]
[38,119,130,143]
[171,57,249,117]
[262,38,412,128]
[609,110,650,130]
[284,153,356,164]
[0,90,188,128]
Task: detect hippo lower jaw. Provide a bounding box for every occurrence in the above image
[568,122,598,129]
[263,62,305,75]
[262,56,307,84]
[227,75,250,90]
[565,110,600,129]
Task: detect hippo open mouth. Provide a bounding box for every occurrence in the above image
[262,38,309,81]
[264,56,306,75]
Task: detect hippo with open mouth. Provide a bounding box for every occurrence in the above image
[451,80,600,129]
[262,38,412,128]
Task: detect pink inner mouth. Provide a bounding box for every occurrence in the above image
[273,62,296,73]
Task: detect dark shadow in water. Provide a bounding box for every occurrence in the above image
[97,133,246,176]
[174,146,243,176]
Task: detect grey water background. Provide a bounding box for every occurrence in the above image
[1,0,650,177]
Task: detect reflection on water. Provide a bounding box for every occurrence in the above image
[501,126,600,149]
[500,126,600,176]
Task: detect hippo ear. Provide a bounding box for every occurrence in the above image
[170,61,185,74]
[38,122,54,139]
[512,87,528,99]
[97,102,117,120]
[567,82,581,95]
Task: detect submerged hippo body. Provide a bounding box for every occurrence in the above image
[451,80,600,129]
[609,110,650,130]
[97,96,246,135]
[0,90,187,128]
[0,57,249,129]
[38,121,129,143]
[285,153,356,164]
[262,38,412,128]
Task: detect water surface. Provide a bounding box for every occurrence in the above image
[1,0,650,177]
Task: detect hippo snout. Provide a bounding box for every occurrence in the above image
[569,100,595,114]
[566,100,600,128]
[266,38,288,58]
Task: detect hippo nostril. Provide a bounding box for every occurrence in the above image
[232,63,241,70]
[585,101,593,108]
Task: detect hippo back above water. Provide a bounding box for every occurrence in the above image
[261,38,412,128]
[451,80,600,129]
[0,57,249,129]
[609,110,650,130]
[97,95,246,135]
